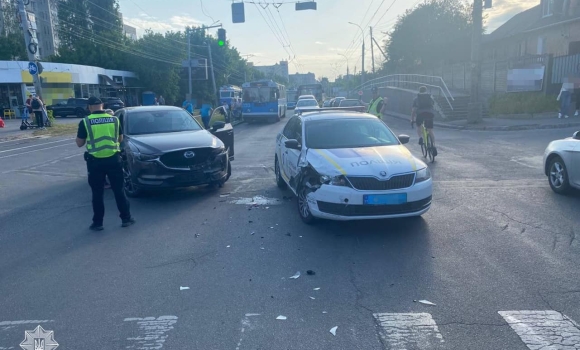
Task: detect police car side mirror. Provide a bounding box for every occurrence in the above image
[398,134,410,144]
[573,131,580,140]
[285,139,301,150]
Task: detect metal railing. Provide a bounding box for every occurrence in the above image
[352,74,455,110]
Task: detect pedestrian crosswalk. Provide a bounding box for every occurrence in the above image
[1,310,579,349]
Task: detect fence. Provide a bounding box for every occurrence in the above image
[551,53,580,84]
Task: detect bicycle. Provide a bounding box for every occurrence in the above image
[412,119,436,163]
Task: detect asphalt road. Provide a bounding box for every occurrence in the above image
[1,112,579,350]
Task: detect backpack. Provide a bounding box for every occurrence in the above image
[31,99,41,109]
[417,93,433,110]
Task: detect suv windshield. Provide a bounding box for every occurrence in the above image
[127,109,202,135]
[306,118,399,149]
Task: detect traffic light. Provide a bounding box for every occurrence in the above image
[217,28,226,47]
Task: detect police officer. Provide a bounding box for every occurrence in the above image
[76,96,135,231]
[367,87,386,118]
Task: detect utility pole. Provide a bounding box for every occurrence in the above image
[17,0,42,98]
[349,22,365,86]
[370,26,375,74]
[207,41,218,107]
[187,29,192,102]
[468,0,483,123]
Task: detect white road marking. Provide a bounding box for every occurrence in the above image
[236,313,260,350]
[0,320,53,326]
[124,316,178,349]
[499,310,580,350]
[511,156,544,170]
[373,313,445,349]
[0,143,72,159]
[0,138,72,153]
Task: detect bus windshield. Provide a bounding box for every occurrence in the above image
[243,87,277,103]
[220,91,235,98]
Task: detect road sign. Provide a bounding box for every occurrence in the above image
[358,90,363,96]
[28,61,38,75]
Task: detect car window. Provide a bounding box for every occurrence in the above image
[295,118,303,142]
[67,99,75,105]
[296,99,318,108]
[208,106,228,128]
[305,118,399,149]
[282,117,298,139]
[126,109,202,135]
[115,111,124,130]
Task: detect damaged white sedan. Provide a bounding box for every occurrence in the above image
[274,110,432,224]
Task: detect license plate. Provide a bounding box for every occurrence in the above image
[363,193,407,205]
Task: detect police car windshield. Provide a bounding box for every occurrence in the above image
[127,110,202,135]
[305,118,399,149]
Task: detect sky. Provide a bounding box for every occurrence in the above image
[119,0,540,79]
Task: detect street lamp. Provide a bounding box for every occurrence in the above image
[348,21,365,86]
[337,53,349,77]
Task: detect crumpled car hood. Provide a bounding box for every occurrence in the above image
[306,145,423,177]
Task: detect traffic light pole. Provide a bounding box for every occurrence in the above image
[17,0,43,98]
[207,42,218,107]
[187,30,193,102]
[468,0,483,123]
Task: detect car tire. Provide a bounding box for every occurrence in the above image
[75,108,85,118]
[123,164,142,198]
[548,156,571,194]
[275,157,286,189]
[297,180,316,224]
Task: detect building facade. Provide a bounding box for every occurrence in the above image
[252,61,289,82]
[0,61,141,116]
[484,0,580,60]
[123,24,137,41]
[289,72,317,87]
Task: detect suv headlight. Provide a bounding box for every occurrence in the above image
[320,175,351,187]
[135,152,158,161]
[415,167,431,183]
[211,146,226,156]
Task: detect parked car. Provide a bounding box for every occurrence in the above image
[543,131,580,194]
[338,99,366,112]
[322,100,332,107]
[116,106,234,197]
[274,110,432,224]
[298,95,317,101]
[46,98,89,118]
[102,97,125,111]
[331,97,346,107]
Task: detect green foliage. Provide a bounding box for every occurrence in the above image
[383,0,472,72]
[488,93,558,116]
[0,33,27,60]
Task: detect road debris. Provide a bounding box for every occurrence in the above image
[285,233,291,237]
[276,315,287,320]
[180,286,190,291]
[416,300,436,306]
[289,272,301,279]
[309,297,315,300]
[322,311,328,314]
[330,326,338,336]
[314,288,321,291]
[260,247,265,250]
[307,270,315,276]
[227,245,231,248]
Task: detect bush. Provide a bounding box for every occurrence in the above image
[488,92,558,116]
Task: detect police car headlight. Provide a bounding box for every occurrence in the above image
[320,175,350,187]
[415,167,431,183]
[135,152,158,161]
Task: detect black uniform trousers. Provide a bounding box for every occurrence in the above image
[86,152,131,225]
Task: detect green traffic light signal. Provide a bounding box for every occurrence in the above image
[217,28,226,47]
[218,40,225,46]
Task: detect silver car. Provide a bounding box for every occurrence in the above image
[543,131,580,194]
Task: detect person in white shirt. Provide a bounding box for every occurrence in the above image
[557,80,574,119]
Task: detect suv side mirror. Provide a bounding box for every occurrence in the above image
[285,139,301,150]
[573,131,580,140]
[212,121,226,131]
[398,134,410,144]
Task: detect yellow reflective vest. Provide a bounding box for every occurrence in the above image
[83,113,120,158]
[367,97,383,117]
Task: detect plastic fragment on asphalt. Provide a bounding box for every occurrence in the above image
[307,270,315,275]
[289,272,301,279]
[276,315,287,320]
[245,313,261,317]
[418,300,436,306]
[260,247,265,250]
[309,297,315,300]
[322,311,328,314]
[251,232,255,235]
[314,288,321,291]
[227,245,231,248]
[270,227,274,229]
[180,287,190,291]
[330,326,338,336]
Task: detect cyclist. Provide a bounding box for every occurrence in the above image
[411,86,437,156]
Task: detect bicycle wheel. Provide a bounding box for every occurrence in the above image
[427,134,435,163]
[421,130,428,158]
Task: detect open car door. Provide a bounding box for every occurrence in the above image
[208,106,235,160]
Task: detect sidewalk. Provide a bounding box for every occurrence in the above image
[384,111,580,131]
[0,118,36,141]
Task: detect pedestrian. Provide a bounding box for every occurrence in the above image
[25,94,33,120]
[200,104,212,128]
[183,99,194,114]
[31,95,45,129]
[158,95,165,105]
[75,96,135,231]
[557,79,574,119]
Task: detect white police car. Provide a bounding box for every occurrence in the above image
[274,109,432,224]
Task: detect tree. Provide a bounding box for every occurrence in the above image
[0,0,26,59]
[383,0,472,72]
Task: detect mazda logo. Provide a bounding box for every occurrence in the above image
[184,151,195,158]
[379,171,387,177]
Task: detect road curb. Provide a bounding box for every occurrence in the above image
[384,112,580,131]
